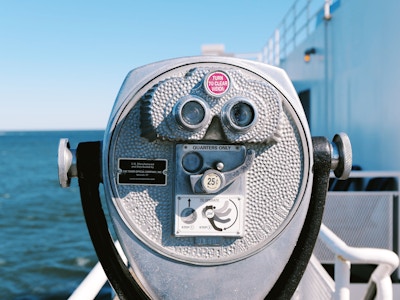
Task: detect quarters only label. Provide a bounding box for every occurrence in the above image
[118,159,167,185]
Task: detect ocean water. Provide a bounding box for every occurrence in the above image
[0,130,110,299]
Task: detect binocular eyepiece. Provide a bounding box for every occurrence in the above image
[172,95,258,134]
[139,67,282,144]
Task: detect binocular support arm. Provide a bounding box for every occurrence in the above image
[59,133,351,300]
[266,136,335,299]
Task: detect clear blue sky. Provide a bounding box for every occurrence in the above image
[0,0,294,131]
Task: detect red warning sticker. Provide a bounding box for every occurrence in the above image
[204,71,230,97]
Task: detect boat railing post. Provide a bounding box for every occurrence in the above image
[268,38,273,65]
[334,255,351,300]
[274,29,280,66]
[319,223,399,300]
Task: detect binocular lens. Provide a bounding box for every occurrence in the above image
[182,101,205,126]
[174,96,210,131]
[230,102,255,127]
[222,98,257,132]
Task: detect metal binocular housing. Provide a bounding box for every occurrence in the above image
[58,56,352,299]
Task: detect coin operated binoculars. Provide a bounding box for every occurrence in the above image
[58,56,351,299]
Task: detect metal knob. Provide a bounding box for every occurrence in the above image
[58,138,77,188]
[331,132,352,179]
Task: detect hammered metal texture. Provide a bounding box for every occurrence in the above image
[140,68,282,143]
[110,67,307,265]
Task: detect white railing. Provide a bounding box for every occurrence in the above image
[202,1,335,65]
[319,223,399,300]
[229,0,334,65]
[262,0,334,66]
[69,223,399,300]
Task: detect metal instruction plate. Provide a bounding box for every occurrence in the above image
[175,194,244,237]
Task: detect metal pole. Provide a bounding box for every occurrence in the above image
[274,29,280,66]
[334,255,351,300]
